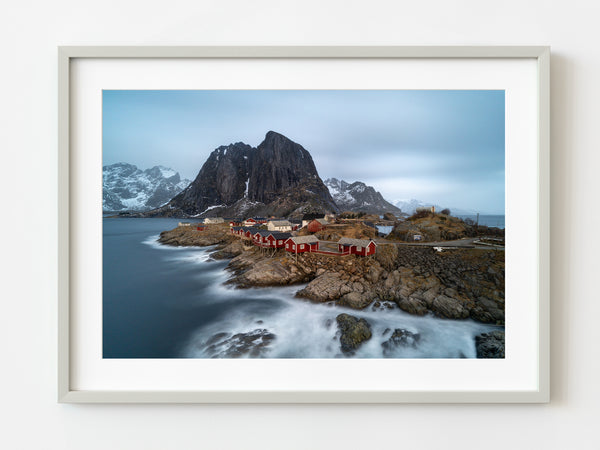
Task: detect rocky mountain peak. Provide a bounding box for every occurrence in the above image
[153,132,338,218]
[324,177,401,215]
[248,131,321,204]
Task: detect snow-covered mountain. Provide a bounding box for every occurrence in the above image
[324,178,402,215]
[103,163,191,212]
[393,198,477,216]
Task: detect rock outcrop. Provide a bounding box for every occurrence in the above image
[387,212,505,242]
[381,328,421,356]
[198,329,276,358]
[167,142,253,215]
[157,224,235,247]
[158,224,505,326]
[144,131,338,218]
[336,313,372,354]
[225,249,315,288]
[475,330,505,358]
[294,246,505,324]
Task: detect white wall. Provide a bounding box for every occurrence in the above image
[1,1,598,449]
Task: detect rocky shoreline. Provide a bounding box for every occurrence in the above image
[158,225,505,357]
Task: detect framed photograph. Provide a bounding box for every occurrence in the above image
[58,46,550,403]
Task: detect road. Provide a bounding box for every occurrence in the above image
[376,237,504,249]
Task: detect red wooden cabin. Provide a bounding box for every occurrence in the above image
[244,218,257,226]
[242,227,258,239]
[252,231,269,246]
[307,219,328,233]
[337,238,377,256]
[265,232,292,248]
[231,226,244,235]
[285,236,319,253]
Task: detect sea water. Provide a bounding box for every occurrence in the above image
[103,218,502,358]
[456,214,505,229]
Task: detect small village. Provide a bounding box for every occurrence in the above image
[178,213,378,259]
[164,208,505,328]
[156,208,506,360]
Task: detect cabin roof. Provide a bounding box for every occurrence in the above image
[270,232,292,239]
[287,235,319,244]
[269,220,292,226]
[338,237,377,247]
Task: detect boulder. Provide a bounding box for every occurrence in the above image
[200,329,276,358]
[381,328,421,355]
[470,307,494,323]
[296,273,352,302]
[336,314,372,354]
[337,291,372,309]
[366,264,383,283]
[395,296,428,315]
[211,240,244,259]
[431,295,470,319]
[475,330,505,358]
[227,253,313,287]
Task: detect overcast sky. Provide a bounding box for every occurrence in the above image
[103,90,504,214]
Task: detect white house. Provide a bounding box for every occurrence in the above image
[415,206,435,214]
[301,214,326,228]
[204,217,224,224]
[267,220,293,232]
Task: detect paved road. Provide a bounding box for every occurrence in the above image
[377,237,504,249]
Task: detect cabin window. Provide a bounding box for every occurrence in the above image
[278,240,282,245]
[300,244,305,250]
[357,246,362,251]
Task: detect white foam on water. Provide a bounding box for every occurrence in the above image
[141,234,200,251]
[182,274,501,358]
[164,252,213,265]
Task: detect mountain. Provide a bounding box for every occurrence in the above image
[394,198,477,216]
[103,163,191,212]
[146,131,338,218]
[324,178,402,215]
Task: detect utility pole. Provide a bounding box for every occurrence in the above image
[476,212,479,228]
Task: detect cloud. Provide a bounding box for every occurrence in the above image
[103,90,505,214]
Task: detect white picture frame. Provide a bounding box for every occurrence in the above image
[58,46,550,403]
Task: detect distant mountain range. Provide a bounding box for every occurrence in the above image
[103,133,486,218]
[324,178,402,215]
[103,163,191,212]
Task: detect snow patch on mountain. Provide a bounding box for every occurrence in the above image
[103,163,191,212]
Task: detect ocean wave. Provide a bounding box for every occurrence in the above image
[181,281,501,359]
